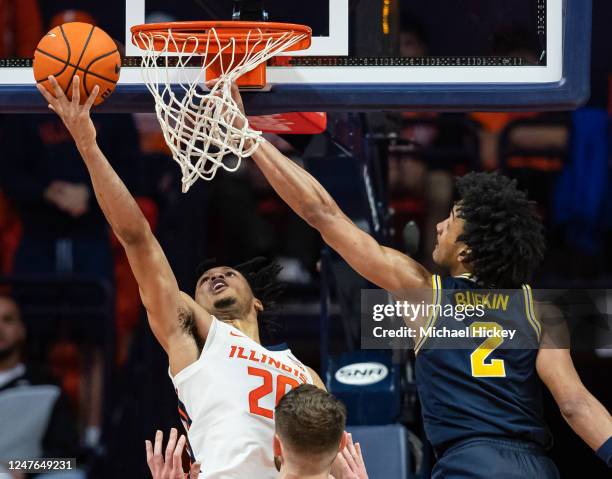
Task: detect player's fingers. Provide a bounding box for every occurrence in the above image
[354,442,366,467]
[84,85,99,112]
[189,462,201,478]
[165,428,178,463]
[172,435,186,477]
[334,452,350,471]
[145,440,154,464]
[342,446,359,471]
[347,433,357,456]
[154,430,164,457]
[173,434,186,459]
[47,75,65,100]
[205,78,219,89]
[71,75,80,105]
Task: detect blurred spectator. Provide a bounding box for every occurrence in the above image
[48,9,96,29]
[0,112,140,446]
[0,191,21,274]
[0,295,82,478]
[470,111,568,171]
[552,108,609,273]
[0,0,44,57]
[399,11,429,58]
[0,113,139,283]
[471,27,569,171]
[489,25,542,66]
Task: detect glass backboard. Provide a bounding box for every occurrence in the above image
[0,0,591,113]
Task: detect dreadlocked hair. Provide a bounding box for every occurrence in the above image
[456,172,545,288]
[195,257,284,337]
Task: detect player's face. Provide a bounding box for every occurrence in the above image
[432,204,468,267]
[0,297,25,359]
[194,267,255,314]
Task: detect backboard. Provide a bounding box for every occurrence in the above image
[0,0,591,113]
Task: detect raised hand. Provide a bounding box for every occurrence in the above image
[145,428,201,479]
[36,75,99,148]
[330,432,369,479]
[204,79,247,130]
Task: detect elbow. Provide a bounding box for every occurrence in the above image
[116,220,152,246]
[558,392,591,422]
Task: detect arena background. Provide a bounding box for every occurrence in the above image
[0,0,611,477]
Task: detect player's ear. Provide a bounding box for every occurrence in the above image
[273,434,281,455]
[274,455,282,472]
[457,245,471,264]
[273,434,283,470]
[253,297,264,313]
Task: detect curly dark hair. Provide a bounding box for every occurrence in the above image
[456,172,545,288]
[195,257,284,337]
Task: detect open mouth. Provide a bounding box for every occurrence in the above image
[211,278,228,294]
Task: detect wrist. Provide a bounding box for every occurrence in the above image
[246,136,264,154]
[596,436,612,467]
[76,137,97,154]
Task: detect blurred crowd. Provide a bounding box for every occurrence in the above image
[0,1,610,477]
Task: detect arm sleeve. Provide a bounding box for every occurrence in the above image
[597,437,612,467]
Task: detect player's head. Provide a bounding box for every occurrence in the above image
[274,384,347,476]
[194,257,283,323]
[433,172,545,287]
[0,295,26,364]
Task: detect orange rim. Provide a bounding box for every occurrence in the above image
[131,21,312,53]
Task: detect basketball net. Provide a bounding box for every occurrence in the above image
[134,27,308,192]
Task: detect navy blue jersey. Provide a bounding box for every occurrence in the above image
[415,274,552,453]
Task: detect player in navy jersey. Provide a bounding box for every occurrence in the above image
[229,78,612,477]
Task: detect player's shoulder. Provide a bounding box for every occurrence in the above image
[305,366,326,390]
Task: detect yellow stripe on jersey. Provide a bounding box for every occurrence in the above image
[415,274,442,354]
[522,284,541,340]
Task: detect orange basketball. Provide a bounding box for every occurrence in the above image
[33,22,121,106]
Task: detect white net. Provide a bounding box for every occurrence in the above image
[135,27,308,192]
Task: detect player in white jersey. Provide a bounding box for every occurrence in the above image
[36,76,325,479]
[172,262,318,477]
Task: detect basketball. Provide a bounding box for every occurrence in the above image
[33,22,121,106]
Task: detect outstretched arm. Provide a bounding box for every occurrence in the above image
[228,85,430,292]
[536,306,612,465]
[37,76,210,372]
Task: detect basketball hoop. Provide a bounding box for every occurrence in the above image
[131,21,312,192]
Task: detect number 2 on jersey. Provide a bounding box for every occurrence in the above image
[248,367,300,419]
[470,322,506,377]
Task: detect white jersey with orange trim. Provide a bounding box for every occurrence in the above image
[169,317,313,479]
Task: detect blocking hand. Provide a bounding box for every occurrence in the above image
[36,75,99,148]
